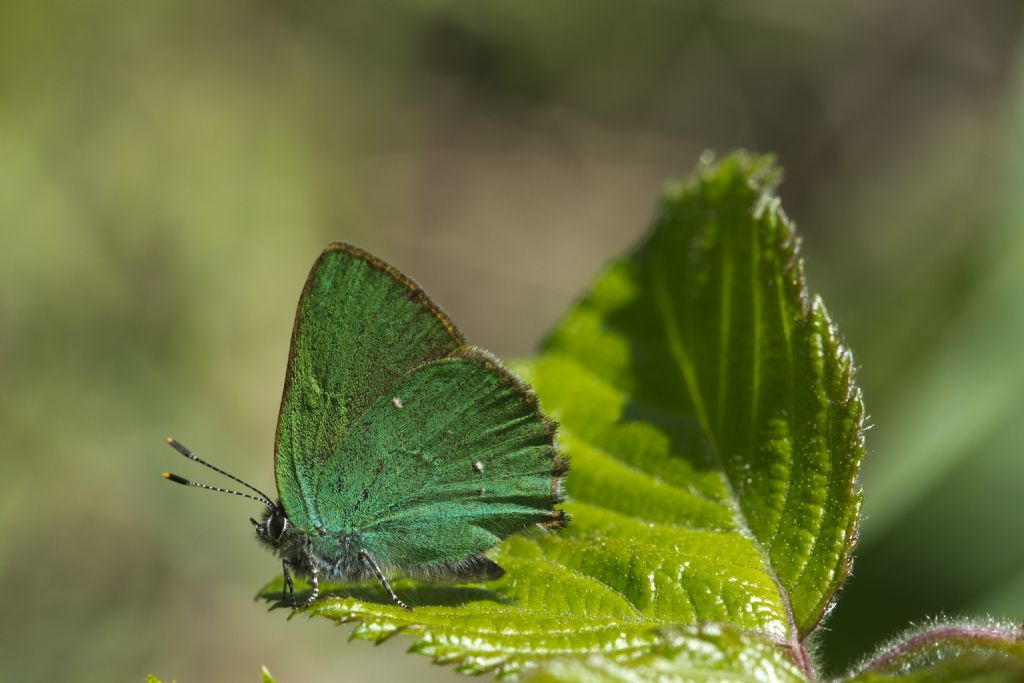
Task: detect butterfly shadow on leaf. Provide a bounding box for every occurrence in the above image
[259,578,513,612]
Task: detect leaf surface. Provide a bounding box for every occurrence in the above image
[530,626,806,683]
[258,153,865,679]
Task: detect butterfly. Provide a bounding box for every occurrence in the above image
[163,243,568,610]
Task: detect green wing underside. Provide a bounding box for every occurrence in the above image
[316,353,562,566]
[275,244,465,528]
[275,244,562,565]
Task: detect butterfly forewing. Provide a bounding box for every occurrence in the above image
[313,350,564,567]
[275,244,466,529]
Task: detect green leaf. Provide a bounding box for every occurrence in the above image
[257,152,864,679]
[846,620,1024,682]
[540,152,864,636]
[529,626,806,683]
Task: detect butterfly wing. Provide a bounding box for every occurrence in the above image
[275,243,466,529]
[314,349,567,568]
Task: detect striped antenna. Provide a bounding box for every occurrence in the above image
[164,437,276,509]
[162,471,275,508]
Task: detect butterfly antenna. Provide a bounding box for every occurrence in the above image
[162,471,275,508]
[165,437,277,509]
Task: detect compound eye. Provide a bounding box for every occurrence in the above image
[267,511,288,540]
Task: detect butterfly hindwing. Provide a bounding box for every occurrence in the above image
[275,243,466,529]
[313,349,566,568]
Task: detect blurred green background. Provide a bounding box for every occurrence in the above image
[2,1,1024,681]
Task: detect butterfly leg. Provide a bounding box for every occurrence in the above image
[302,561,320,607]
[359,548,411,611]
[282,559,296,607]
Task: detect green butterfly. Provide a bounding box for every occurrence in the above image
[163,243,568,610]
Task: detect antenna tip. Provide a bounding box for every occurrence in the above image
[163,471,190,485]
[166,436,174,444]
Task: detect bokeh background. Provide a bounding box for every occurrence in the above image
[3,1,1024,681]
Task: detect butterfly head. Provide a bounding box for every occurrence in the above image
[252,505,293,548]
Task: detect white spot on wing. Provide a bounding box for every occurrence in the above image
[391,397,403,409]
[473,461,484,473]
